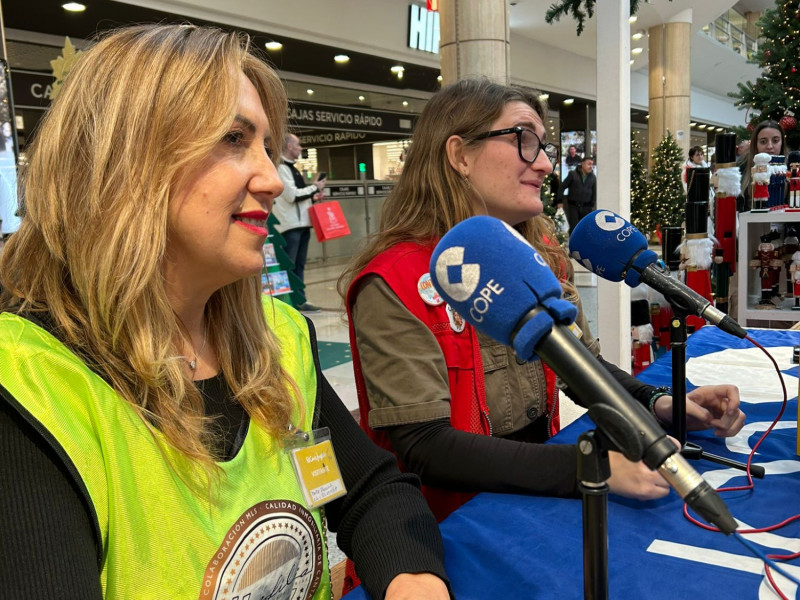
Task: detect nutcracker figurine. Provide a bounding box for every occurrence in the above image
[712,133,740,313]
[682,166,714,331]
[785,225,800,296]
[751,152,771,212]
[750,233,776,306]
[792,250,800,310]
[788,151,800,212]
[768,154,787,211]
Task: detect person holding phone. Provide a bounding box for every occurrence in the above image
[273,133,327,311]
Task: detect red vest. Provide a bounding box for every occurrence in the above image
[347,241,559,521]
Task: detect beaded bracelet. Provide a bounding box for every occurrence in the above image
[647,385,673,426]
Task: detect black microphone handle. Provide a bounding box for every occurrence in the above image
[526,309,738,534]
[530,312,675,467]
[638,263,747,339]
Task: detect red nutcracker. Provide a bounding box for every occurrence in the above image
[751,153,771,212]
[750,233,776,306]
[792,250,800,310]
[788,151,800,211]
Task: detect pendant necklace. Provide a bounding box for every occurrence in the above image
[183,322,208,373]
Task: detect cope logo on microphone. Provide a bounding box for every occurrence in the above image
[594,210,626,231]
[433,246,481,302]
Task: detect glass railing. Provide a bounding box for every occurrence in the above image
[700,10,760,61]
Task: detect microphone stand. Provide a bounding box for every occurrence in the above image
[669,307,765,477]
[577,429,610,600]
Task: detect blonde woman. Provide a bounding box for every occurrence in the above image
[0,24,449,599]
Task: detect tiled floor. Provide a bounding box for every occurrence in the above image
[301,258,594,426]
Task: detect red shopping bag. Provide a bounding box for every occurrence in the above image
[308,201,351,242]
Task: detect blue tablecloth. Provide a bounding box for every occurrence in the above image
[345,327,800,599]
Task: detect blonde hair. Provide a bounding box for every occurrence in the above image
[339,77,576,300]
[0,24,300,470]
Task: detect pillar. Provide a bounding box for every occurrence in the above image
[648,10,692,162]
[438,0,510,85]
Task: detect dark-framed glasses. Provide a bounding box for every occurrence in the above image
[468,127,559,168]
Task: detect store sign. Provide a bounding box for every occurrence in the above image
[327,185,365,198]
[408,4,440,54]
[9,70,55,108]
[367,183,395,196]
[289,101,416,134]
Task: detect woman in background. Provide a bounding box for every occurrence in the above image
[739,120,785,212]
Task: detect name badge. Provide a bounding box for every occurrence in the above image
[288,427,347,508]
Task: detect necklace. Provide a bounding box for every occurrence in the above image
[183,322,208,372]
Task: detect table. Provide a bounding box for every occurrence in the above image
[344,327,800,599]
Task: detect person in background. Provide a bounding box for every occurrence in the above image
[561,154,597,234]
[682,145,709,193]
[564,144,582,169]
[339,78,745,522]
[739,120,785,212]
[736,139,751,176]
[0,24,451,600]
[273,133,327,312]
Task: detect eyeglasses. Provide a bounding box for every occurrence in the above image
[467,127,559,168]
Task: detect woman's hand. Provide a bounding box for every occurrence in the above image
[607,449,672,501]
[384,573,451,600]
[653,384,745,437]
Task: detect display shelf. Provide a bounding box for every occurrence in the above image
[737,210,800,324]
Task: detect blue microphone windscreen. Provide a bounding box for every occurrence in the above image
[429,216,576,349]
[568,210,656,286]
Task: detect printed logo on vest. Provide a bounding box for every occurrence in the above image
[417,272,444,305]
[199,500,323,600]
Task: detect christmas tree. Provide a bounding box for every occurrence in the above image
[540,172,569,247]
[629,133,650,235]
[729,0,800,148]
[545,0,654,35]
[646,131,684,231]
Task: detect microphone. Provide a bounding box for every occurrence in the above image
[568,210,747,339]
[430,215,737,534]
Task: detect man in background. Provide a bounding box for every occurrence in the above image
[272,133,327,312]
[561,155,597,234]
[736,139,750,176]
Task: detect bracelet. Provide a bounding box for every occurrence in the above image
[647,386,673,426]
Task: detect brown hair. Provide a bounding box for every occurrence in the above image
[339,77,576,301]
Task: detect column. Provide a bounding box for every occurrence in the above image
[438,0,509,85]
[648,10,692,161]
[595,0,631,370]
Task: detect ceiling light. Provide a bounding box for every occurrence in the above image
[563,98,574,105]
[630,59,635,65]
[632,30,644,40]
[334,54,349,63]
[629,15,638,24]
[716,126,724,131]
[690,122,697,127]
[265,41,283,51]
[62,2,86,11]
[437,74,443,82]
[306,89,314,95]
[402,100,409,107]
[698,124,707,129]
[538,93,549,101]
[631,47,644,55]
[358,95,365,101]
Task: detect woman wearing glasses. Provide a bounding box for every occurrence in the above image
[339,78,744,521]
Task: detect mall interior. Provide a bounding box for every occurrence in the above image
[0,1,795,598]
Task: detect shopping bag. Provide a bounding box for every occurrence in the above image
[309,201,351,242]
